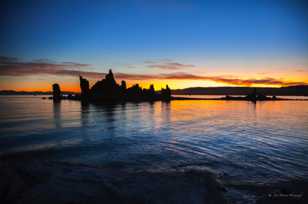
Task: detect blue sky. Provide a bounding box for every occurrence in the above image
[0,0,308,90]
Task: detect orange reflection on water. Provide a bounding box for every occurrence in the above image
[167,100,250,122]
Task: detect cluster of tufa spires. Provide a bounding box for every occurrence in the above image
[53,69,171,103]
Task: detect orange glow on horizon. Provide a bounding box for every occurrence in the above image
[1,75,307,92]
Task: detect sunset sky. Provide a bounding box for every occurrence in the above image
[1,0,308,92]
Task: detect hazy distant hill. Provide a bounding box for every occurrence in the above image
[172,85,308,96]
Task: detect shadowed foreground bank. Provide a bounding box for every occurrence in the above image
[0,158,227,204]
[1,158,307,204]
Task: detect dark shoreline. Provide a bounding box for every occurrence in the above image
[0,157,227,204]
[1,156,307,204]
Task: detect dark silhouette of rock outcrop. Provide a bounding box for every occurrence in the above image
[120,80,127,95]
[90,69,122,101]
[52,83,61,102]
[222,87,271,101]
[125,84,143,101]
[76,69,171,103]
[245,88,268,101]
[143,84,156,101]
[161,85,171,101]
[80,76,90,101]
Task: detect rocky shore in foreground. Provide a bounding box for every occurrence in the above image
[0,157,227,204]
[1,156,307,204]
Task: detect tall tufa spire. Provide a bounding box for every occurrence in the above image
[105,69,116,85]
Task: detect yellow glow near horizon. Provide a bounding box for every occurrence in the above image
[1,74,307,92]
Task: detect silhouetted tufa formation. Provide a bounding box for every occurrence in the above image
[161,85,171,101]
[79,69,171,103]
[80,76,90,101]
[89,69,121,101]
[52,83,61,102]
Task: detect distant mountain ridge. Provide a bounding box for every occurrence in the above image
[172,85,308,96]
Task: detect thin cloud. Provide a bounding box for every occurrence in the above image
[123,64,137,69]
[160,72,307,86]
[115,73,158,80]
[0,56,93,77]
[144,60,155,64]
[144,59,172,64]
[145,59,195,70]
[296,69,307,72]
[0,56,307,87]
[0,56,19,63]
[160,73,307,86]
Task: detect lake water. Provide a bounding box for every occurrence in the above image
[1,95,308,202]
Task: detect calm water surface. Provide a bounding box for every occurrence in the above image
[1,95,308,185]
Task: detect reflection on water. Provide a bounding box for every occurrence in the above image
[53,102,62,129]
[0,96,308,184]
